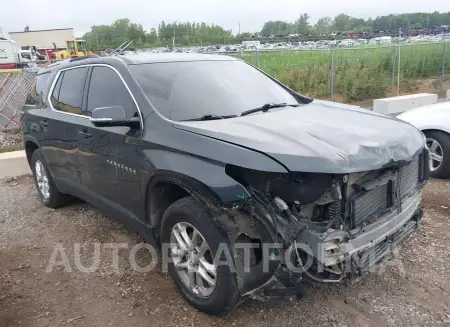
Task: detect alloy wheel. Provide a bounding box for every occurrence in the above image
[170,222,217,297]
[35,160,50,199]
[426,138,444,172]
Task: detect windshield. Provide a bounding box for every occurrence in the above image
[129,60,301,121]
[21,52,31,60]
[77,41,87,53]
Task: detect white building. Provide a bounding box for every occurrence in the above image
[9,28,74,50]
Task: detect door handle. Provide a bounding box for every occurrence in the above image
[78,130,92,138]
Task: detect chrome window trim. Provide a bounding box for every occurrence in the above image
[47,63,144,130]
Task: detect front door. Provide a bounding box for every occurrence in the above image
[77,65,144,221]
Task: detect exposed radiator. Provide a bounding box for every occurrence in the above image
[351,154,421,228]
[353,183,389,227]
[399,155,420,199]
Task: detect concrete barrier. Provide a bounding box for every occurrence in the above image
[373,93,438,115]
[0,150,31,178]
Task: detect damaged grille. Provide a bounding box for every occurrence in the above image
[352,154,421,228]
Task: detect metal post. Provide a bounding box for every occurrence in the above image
[441,42,447,97]
[256,48,260,68]
[330,48,334,101]
[172,27,176,50]
[390,45,397,96]
[397,28,402,96]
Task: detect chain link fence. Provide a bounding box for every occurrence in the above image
[0,69,37,129]
[232,42,450,107]
[0,43,448,130]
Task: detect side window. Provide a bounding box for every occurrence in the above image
[86,66,138,118]
[52,67,89,115]
[50,72,63,109]
[31,72,50,108]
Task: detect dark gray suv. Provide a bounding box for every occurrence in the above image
[22,53,428,314]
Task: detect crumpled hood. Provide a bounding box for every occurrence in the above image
[174,100,425,173]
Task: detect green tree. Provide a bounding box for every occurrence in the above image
[261,21,290,36]
[333,14,352,32]
[294,13,311,34]
[314,17,332,34]
[128,23,145,44]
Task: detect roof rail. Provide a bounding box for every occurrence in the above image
[69,55,100,62]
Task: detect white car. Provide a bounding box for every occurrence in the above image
[397,102,450,178]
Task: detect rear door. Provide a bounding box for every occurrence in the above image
[40,66,90,190]
[77,65,144,221]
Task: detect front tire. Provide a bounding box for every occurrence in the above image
[31,149,70,208]
[424,131,450,178]
[161,196,239,315]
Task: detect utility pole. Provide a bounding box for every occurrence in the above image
[238,22,240,35]
[172,26,175,49]
[0,26,3,38]
[397,27,402,96]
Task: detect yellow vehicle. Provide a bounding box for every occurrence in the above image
[54,40,92,59]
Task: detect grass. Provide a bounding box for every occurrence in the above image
[0,146,18,153]
[234,43,450,103]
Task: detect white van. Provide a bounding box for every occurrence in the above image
[0,39,32,68]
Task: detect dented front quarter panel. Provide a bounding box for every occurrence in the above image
[141,114,288,203]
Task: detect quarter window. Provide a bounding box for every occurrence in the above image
[29,72,50,108]
[86,66,137,118]
[50,72,63,109]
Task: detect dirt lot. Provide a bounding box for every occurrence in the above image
[0,176,449,327]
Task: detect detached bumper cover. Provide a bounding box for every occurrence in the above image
[245,192,422,300]
[298,191,422,270]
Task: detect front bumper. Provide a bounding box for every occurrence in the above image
[299,191,422,272]
[247,191,422,299]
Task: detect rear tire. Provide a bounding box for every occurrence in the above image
[31,149,71,208]
[424,130,450,178]
[161,196,239,315]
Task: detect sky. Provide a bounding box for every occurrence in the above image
[1,0,449,37]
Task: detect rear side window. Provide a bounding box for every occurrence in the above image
[50,72,63,109]
[29,72,50,108]
[86,66,137,118]
[51,67,89,115]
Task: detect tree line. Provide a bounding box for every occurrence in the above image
[81,12,450,50]
[261,11,450,36]
[82,18,233,50]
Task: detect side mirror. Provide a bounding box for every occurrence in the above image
[90,106,140,128]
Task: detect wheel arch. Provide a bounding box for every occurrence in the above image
[145,171,223,233]
[422,128,450,136]
[24,137,40,165]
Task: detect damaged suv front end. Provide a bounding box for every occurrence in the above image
[174,99,428,299]
[222,150,427,298]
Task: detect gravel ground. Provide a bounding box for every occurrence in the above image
[0,176,449,327]
[0,130,23,152]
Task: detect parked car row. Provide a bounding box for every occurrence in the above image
[129,32,450,54]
